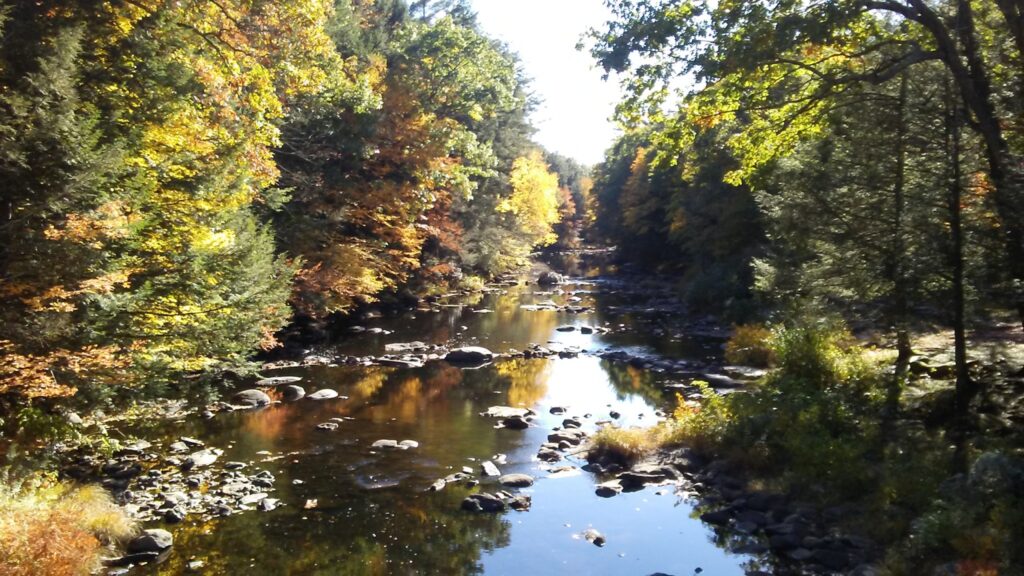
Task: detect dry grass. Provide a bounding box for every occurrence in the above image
[589,424,676,466]
[0,476,136,576]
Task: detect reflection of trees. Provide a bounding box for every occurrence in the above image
[151,483,511,575]
[601,360,671,405]
[495,358,550,407]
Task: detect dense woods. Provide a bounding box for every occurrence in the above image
[2,1,1023,574]
[588,0,1022,409]
[0,0,580,408]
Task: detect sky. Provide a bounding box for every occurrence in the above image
[472,0,622,166]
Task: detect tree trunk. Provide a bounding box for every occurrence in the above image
[946,78,974,417]
[890,72,911,413]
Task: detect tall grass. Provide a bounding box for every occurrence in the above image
[0,474,136,576]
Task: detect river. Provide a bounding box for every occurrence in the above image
[120,265,767,575]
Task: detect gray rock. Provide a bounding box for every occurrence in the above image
[127,529,173,554]
[501,415,530,430]
[583,528,606,547]
[384,341,426,353]
[461,493,506,513]
[282,385,305,401]
[595,481,623,498]
[482,406,533,419]
[537,448,562,462]
[307,389,339,400]
[399,440,419,449]
[371,439,400,449]
[481,461,501,477]
[181,449,219,470]
[537,271,565,285]
[316,422,339,431]
[163,507,186,523]
[255,376,302,387]
[556,325,576,332]
[445,347,494,365]
[562,418,582,429]
[508,494,532,511]
[499,474,534,488]
[547,429,586,446]
[232,389,271,407]
[549,406,567,415]
[258,498,280,512]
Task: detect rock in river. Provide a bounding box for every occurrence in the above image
[537,271,565,285]
[307,389,339,400]
[181,448,219,470]
[255,376,302,387]
[232,389,271,408]
[127,529,173,554]
[481,461,501,477]
[499,474,534,488]
[461,493,506,513]
[481,406,534,419]
[282,385,305,401]
[583,528,606,547]
[445,346,494,365]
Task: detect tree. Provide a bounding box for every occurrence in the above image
[591,0,1024,327]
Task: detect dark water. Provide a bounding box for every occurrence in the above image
[133,277,761,575]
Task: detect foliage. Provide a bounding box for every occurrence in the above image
[724,324,774,368]
[589,423,675,466]
[0,473,136,576]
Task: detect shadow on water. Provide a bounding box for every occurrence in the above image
[130,278,758,575]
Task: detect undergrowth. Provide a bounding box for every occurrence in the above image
[0,473,136,576]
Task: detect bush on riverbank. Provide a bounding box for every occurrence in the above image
[724,324,775,367]
[0,474,135,576]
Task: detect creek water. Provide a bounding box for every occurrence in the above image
[129,271,764,575]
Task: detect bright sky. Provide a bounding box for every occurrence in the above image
[472,0,622,166]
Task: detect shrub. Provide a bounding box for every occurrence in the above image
[0,474,136,576]
[589,424,675,466]
[724,324,775,367]
[671,381,733,456]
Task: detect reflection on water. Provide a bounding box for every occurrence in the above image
[133,280,751,575]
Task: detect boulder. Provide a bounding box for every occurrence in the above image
[537,271,565,285]
[547,429,586,446]
[481,406,534,419]
[399,440,419,449]
[445,347,494,365]
[499,474,534,488]
[500,415,530,430]
[181,449,219,470]
[231,389,271,408]
[481,461,501,477]
[307,389,339,400]
[384,341,427,353]
[127,529,174,554]
[556,325,576,332]
[461,493,506,513]
[282,385,305,401]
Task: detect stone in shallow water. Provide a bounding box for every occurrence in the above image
[498,474,534,488]
[481,406,533,419]
[583,528,606,547]
[461,493,506,513]
[445,347,494,365]
[127,529,173,554]
[255,376,302,387]
[480,461,501,477]
[307,389,339,400]
[282,385,305,401]
[231,389,270,407]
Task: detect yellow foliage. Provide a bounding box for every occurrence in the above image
[500,150,561,246]
[725,324,775,367]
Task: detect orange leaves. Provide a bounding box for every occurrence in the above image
[0,340,131,399]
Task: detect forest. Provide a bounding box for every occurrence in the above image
[1,0,1023,575]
